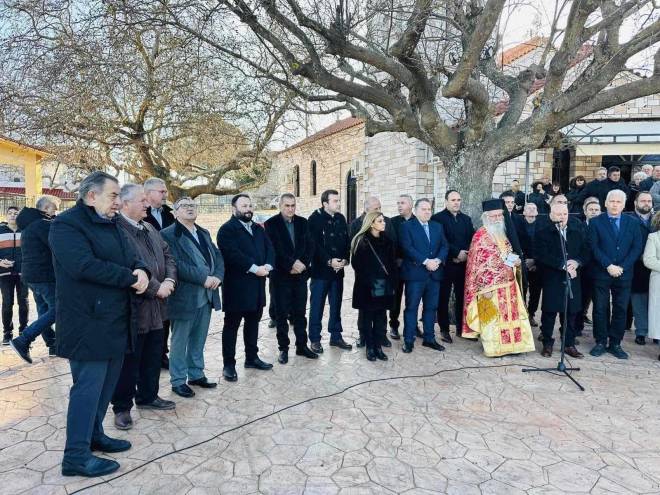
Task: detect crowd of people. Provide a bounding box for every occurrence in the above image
[1,165,659,478]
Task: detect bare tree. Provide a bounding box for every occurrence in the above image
[143,0,659,215]
[0,0,292,199]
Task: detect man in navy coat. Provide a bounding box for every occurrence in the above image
[399,198,449,353]
[588,189,643,359]
[217,194,275,381]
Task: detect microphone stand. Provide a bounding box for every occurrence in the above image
[523,223,584,391]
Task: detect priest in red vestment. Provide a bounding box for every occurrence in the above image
[462,200,535,357]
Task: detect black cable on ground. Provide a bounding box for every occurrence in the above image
[69,362,550,494]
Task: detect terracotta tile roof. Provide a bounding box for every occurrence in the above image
[0,135,51,155]
[497,36,548,67]
[282,117,364,152]
[494,43,594,116]
[0,186,77,200]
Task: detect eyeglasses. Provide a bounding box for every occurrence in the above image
[177,203,198,209]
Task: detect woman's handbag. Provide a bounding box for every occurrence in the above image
[364,238,395,297]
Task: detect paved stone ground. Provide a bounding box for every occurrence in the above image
[2,269,660,494]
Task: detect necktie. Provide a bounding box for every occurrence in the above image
[610,217,619,235]
[423,223,430,241]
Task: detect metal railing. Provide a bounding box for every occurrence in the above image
[566,133,660,144]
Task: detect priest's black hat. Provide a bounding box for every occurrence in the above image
[482,199,503,212]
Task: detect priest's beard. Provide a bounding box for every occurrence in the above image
[485,220,507,243]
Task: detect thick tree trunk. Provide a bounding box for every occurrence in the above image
[444,150,498,224]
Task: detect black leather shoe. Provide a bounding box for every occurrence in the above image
[440,331,453,344]
[188,377,217,388]
[530,318,538,327]
[268,319,277,328]
[62,456,120,477]
[9,338,32,364]
[366,348,377,361]
[381,336,392,348]
[137,397,176,410]
[91,434,131,453]
[607,344,629,360]
[589,343,607,357]
[389,328,400,340]
[422,340,445,351]
[635,336,646,345]
[113,411,133,430]
[245,357,273,370]
[584,316,592,325]
[356,336,366,348]
[296,346,319,359]
[402,342,414,353]
[540,345,552,358]
[330,338,353,350]
[172,384,195,398]
[375,347,388,361]
[310,342,323,354]
[278,350,289,364]
[223,365,238,382]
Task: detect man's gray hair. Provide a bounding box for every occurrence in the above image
[280,193,296,203]
[120,184,144,202]
[173,196,194,210]
[606,189,626,203]
[35,195,60,212]
[633,171,648,184]
[364,196,380,210]
[143,177,166,191]
[399,194,413,203]
[78,171,118,201]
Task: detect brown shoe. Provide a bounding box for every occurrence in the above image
[541,345,552,357]
[564,346,584,359]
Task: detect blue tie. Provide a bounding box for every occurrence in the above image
[423,223,430,241]
[610,217,619,235]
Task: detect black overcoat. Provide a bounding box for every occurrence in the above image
[264,213,313,281]
[217,216,275,312]
[351,232,397,311]
[534,222,590,313]
[48,201,149,361]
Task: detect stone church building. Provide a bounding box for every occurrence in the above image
[268,38,660,220]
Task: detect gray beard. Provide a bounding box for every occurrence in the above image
[485,221,507,241]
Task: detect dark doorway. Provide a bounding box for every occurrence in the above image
[346,170,357,223]
[552,149,571,192]
[602,155,650,184]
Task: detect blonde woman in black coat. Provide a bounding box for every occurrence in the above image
[351,211,397,361]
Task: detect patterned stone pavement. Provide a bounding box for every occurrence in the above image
[2,270,660,494]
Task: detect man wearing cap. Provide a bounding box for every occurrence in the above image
[462,199,535,357]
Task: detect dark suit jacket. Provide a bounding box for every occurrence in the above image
[515,217,537,260]
[587,213,643,281]
[264,214,313,281]
[625,212,651,293]
[161,221,223,320]
[144,204,175,231]
[390,214,415,259]
[399,219,448,282]
[534,222,590,313]
[431,209,474,267]
[217,216,275,312]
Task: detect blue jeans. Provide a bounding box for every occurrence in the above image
[631,292,649,337]
[169,304,212,387]
[64,357,123,464]
[403,279,440,344]
[17,282,56,347]
[308,278,343,343]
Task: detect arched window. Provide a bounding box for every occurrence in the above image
[293,165,300,197]
[310,160,317,196]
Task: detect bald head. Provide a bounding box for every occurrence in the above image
[550,203,569,228]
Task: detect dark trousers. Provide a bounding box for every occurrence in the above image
[222,309,262,366]
[540,311,578,347]
[268,280,276,320]
[272,277,308,351]
[388,279,405,330]
[525,270,542,316]
[437,263,465,334]
[362,309,386,348]
[592,277,632,346]
[112,329,163,413]
[64,357,123,464]
[0,275,28,338]
[308,278,344,343]
[403,278,440,344]
[161,319,170,362]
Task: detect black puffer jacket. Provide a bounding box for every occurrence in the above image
[16,207,55,283]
